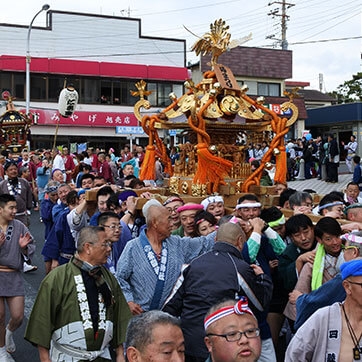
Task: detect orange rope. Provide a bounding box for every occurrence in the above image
[139,116,157,181]
[187,96,232,192]
[241,93,290,191]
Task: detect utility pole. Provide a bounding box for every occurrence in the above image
[267,0,295,50]
[120,7,132,17]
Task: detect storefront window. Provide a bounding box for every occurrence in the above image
[0,72,12,95]
[31,75,46,100]
[14,74,25,99]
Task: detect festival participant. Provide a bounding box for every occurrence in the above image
[316,192,345,218]
[67,190,90,245]
[0,194,34,361]
[17,149,36,184]
[204,298,262,362]
[52,183,71,222]
[352,156,362,185]
[119,190,146,238]
[25,226,132,362]
[105,154,119,184]
[125,310,185,362]
[259,206,288,348]
[274,182,287,195]
[294,231,362,329]
[326,133,340,183]
[278,188,296,209]
[234,194,286,264]
[93,176,107,188]
[40,183,59,240]
[0,161,33,227]
[172,203,204,237]
[285,259,362,361]
[136,145,145,167]
[163,196,184,231]
[288,191,313,215]
[0,161,35,273]
[51,168,65,184]
[18,151,38,210]
[278,214,317,294]
[284,217,345,322]
[163,223,271,362]
[201,195,225,221]
[194,210,218,236]
[345,203,362,223]
[40,183,59,274]
[51,148,65,179]
[116,200,216,315]
[233,195,285,358]
[62,147,75,183]
[98,151,113,184]
[75,162,92,188]
[36,158,51,203]
[120,146,132,163]
[42,191,78,271]
[97,212,124,274]
[344,182,362,204]
[80,173,95,189]
[260,206,286,240]
[342,134,358,173]
[89,186,115,226]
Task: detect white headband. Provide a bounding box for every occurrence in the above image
[201,195,224,210]
[235,202,262,210]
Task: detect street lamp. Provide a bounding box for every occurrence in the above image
[25,4,50,116]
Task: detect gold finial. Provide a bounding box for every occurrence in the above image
[190,19,231,66]
[283,87,300,102]
[130,80,152,99]
[188,19,252,67]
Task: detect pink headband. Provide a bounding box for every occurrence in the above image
[204,297,255,330]
[177,203,204,213]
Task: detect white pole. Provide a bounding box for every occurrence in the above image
[25,4,50,116]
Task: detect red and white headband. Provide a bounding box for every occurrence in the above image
[204,297,255,330]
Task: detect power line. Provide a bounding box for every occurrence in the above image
[289,35,362,45]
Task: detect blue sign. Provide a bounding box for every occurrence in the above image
[169,130,177,136]
[116,126,144,134]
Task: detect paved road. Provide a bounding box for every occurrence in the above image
[8,211,45,362]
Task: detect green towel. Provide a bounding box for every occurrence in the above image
[311,243,325,291]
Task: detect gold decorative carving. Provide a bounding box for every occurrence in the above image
[131,80,152,121]
[169,177,179,194]
[181,181,189,194]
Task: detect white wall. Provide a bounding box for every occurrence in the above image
[0,11,186,67]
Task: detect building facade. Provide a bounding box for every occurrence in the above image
[0,10,188,151]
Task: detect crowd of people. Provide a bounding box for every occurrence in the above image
[0,142,362,362]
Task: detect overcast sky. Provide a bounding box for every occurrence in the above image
[1,0,361,92]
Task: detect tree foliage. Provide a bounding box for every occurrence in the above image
[332,72,362,103]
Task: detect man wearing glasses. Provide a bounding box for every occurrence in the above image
[293,232,362,330]
[286,257,362,362]
[97,211,123,274]
[25,226,131,362]
[204,298,261,362]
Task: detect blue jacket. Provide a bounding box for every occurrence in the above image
[295,273,345,330]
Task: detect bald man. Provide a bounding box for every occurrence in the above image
[163,222,272,362]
